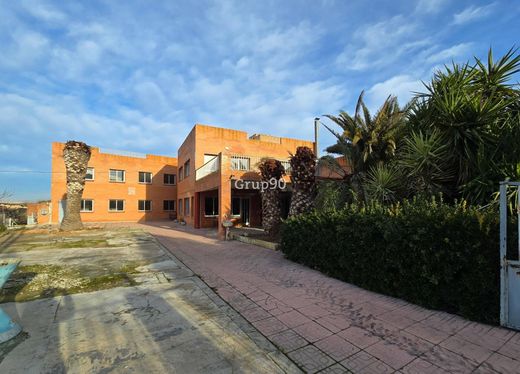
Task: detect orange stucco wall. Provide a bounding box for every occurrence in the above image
[176,124,315,235]
[50,143,177,223]
[49,124,314,233]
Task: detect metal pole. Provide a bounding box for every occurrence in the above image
[499,182,508,327]
[314,117,320,157]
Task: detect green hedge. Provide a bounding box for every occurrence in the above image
[280,198,509,324]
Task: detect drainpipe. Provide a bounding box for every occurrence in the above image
[314,117,320,158]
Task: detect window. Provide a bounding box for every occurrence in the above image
[109,169,125,182]
[204,196,218,216]
[231,197,241,216]
[280,161,291,173]
[178,199,183,215]
[85,167,95,181]
[179,167,183,181]
[109,199,124,211]
[80,199,94,212]
[184,197,190,216]
[40,209,48,215]
[231,156,250,171]
[184,160,190,178]
[163,200,176,211]
[163,173,176,185]
[139,171,152,184]
[138,200,152,211]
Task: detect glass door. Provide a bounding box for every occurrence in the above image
[241,198,250,226]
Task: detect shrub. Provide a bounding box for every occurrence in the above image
[0,224,6,233]
[280,197,514,324]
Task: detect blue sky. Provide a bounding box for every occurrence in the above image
[0,0,518,201]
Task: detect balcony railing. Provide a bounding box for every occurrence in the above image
[230,154,292,174]
[195,155,220,180]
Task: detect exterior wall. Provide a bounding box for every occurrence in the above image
[50,143,177,223]
[48,124,314,233]
[176,128,197,225]
[26,201,52,225]
[177,124,314,236]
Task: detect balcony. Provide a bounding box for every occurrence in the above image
[195,155,220,181]
[230,154,291,174]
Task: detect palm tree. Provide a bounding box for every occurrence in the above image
[258,158,285,237]
[288,146,316,216]
[324,91,409,202]
[60,141,91,231]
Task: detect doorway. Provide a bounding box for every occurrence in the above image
[241,198,250,226]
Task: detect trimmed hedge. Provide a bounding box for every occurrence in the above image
[280,198,508,324]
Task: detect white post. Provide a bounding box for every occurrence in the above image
[499,182,508,327]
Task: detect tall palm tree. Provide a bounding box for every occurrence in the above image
[60,141,91,231]
[288,146,316,216]
[324,91,409,202]
[258,158,285,237]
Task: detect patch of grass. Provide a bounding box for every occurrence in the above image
[0,263,141,303]
[53,239,112,249]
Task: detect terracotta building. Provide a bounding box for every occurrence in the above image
[50,143,178,223]
[49,124,314,236]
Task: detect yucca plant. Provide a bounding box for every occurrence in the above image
[398,130,453,196]
[363,164,402,204]
[288,146,316,216]
[412,47,520,203]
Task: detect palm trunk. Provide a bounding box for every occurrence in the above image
[288,147,316,217]
[60,141,91,231]
[261,188,282,237]
[258,158,285,237]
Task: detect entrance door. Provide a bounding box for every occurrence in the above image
[58,200,67,223]
[500,181,520,330]
[241,198,250,227]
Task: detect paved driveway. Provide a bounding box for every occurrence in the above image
[0,227,297,373]
[142,222,520,374]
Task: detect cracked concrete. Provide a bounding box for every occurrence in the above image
[0,228,300,373]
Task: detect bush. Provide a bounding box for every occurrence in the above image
[0,224,6,233]
[280,197,514,324]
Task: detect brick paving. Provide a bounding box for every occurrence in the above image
[141,222,520,374]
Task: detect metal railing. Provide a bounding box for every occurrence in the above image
[195,155,220,180]
[230,154,292,174]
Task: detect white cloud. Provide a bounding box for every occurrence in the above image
[426,42,473,64]
[367,75,424,108]
[453,3,495,25]
[336,16,431,70]
[22,0,67,23]
[415,0,448,14]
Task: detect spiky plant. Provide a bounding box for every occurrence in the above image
[325,91,409,203]
[288,146,316,216]
[398,130,453,196]
[258,158,285,237]
[60,141,91,231]
[363,164,402,204]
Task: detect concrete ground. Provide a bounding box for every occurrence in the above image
[140,222,520,374]
[0,227,299,373]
